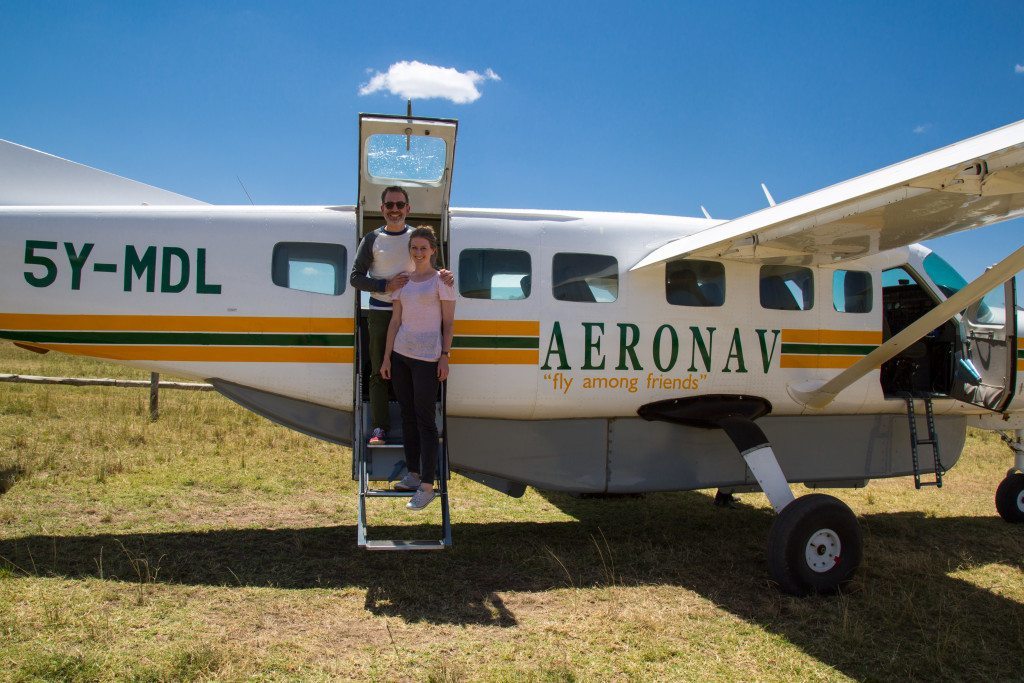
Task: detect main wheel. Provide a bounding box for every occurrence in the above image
[767,494,863,596]
[995,472,1024,523]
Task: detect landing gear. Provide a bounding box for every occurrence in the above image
[767,494,863,595]
[995,472,1024,523]
[638,395,864,596]
[713,489,738,508]
[996,430,1024,523]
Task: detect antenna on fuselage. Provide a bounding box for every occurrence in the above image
[760,183,777,207]
[405,99,413,151]
[700,205,712,220]
[236,176,254,205]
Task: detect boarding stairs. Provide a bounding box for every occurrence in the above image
[354,371,452,551]
[903,396,945,489]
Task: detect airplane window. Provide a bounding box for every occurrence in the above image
[760,265,813,311]
[833,270,873,313]
[271,242,346,296]
[881,265,919,289]
[366,134,446,182]
[459,249,531,300]
[921,252,968,297]
[552,253,618,303]
[666,260,725,307]
[922,252,996,323]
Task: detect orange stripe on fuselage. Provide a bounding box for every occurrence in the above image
[453,320,539,336]
[782,329,882,344]
[0,313,353,333]
[780,355,862,369]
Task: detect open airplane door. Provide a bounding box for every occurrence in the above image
[951,278,1018,412]
[352,113,460,549]
[352,111,458,480]
[356,113,458,251]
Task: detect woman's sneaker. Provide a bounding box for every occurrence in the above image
[368,428,386,445]
[393,472,421,491]
[406,488,436,510]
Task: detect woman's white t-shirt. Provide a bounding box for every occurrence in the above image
[393,272,456,362]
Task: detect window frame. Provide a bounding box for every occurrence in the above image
[759,264,814,311]
[832,269,873,314]
[665,259,726,308]
[271,242,347,296]
[457,248,533,301]
[364,133,448,184]
[551,252,619,303]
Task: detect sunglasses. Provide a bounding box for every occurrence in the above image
[383,201,407,210]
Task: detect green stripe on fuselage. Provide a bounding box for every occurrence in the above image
[781,343,877,356]
[452,336,539,349]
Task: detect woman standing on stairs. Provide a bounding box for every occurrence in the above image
[379,226,456,510]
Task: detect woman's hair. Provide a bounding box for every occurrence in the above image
[409,225,439,267]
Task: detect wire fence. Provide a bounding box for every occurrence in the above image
[0,373,214,420]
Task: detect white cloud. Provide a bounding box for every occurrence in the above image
[1016,64,1024,74]
[301,266,321,276]
[913,123,931,134]
[359,61,501,104]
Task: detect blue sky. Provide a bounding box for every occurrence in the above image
[1,1,1022,287]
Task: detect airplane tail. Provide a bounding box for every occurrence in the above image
[0,139,206,206]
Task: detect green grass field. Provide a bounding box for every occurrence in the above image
[0,341,1022,681]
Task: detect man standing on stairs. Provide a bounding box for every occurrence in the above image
[350,186,453,446]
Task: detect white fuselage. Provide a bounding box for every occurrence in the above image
[0,204,1018,424]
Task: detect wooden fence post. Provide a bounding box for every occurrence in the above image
[149,372,159,421]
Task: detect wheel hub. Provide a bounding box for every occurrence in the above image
[1017,490,1024,513]
[805,528,842,573]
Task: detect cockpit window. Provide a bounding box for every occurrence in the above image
[366,134,446,182]
[922,252,968,298]
[922,252,994,323]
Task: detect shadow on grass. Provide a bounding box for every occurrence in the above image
[1,491,1022,679]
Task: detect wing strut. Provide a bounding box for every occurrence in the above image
[789,243,1024,409]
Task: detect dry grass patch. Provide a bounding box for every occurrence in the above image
[0,342,1022,680]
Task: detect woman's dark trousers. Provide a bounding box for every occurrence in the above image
[390,352,439,483]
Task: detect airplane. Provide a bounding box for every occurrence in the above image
[1,110,1024,596]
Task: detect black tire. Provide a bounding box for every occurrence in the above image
[995,472,1024,523]
[768,494,863,596]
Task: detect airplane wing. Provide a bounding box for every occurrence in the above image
[631,118,1024,270]
[0,139,206,206]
